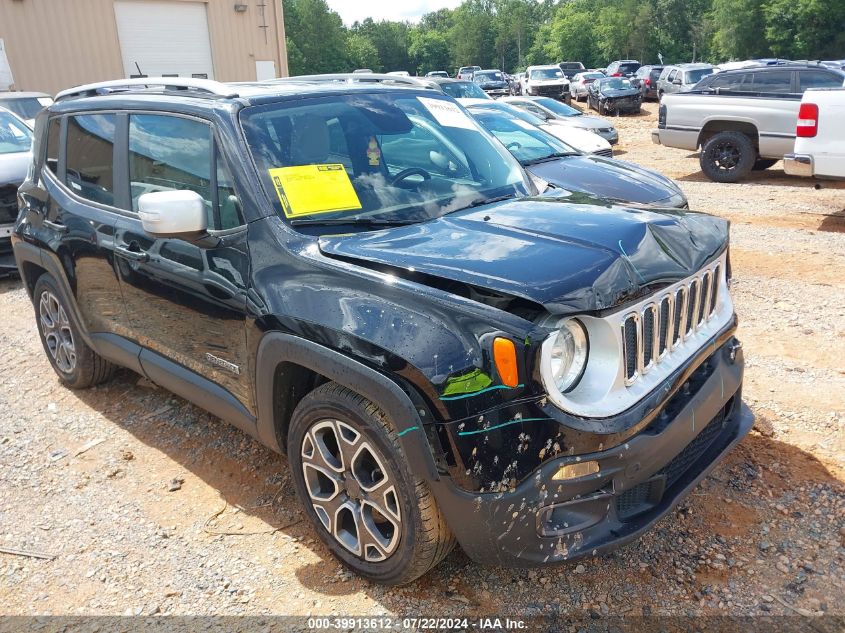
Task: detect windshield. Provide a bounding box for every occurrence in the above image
[618,63,641,74]
[600,78,634,92]
[530,68,563,80]
[241,93,529,227]
[440,81,489,99]
[471,110,578,164]
[0,97,49,121]
[687,68,715,84]
[533,97,581,117]
[474,71,504,83]
[0,110,32,155]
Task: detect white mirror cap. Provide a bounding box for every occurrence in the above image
[138,190,207,236]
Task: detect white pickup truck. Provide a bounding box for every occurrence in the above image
[784,88,845,179]
[652,64,845,182]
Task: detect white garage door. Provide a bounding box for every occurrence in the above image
[114,1,215,79]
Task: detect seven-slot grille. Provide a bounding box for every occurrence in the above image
[622,264,721,385]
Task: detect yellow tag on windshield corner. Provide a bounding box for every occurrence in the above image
[269,164,362,218]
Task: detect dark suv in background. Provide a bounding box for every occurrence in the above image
[606,60,642,78]
[634,64,665,100]
[14,76,752,585]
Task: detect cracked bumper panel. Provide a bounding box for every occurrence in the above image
[428,338,752,567]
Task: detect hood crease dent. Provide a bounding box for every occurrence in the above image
[317,198,728,315]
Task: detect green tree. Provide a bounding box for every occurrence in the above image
[448,0,496,70]
[283,0,348,74]
[409,29,451,74]
[710,0,767,60]
[346,34,380,71]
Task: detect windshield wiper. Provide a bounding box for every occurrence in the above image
[443,193,519,215]
[290,217,420,228]
[521,152,579,166]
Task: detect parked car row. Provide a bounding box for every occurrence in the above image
[11,74,752,587]
[653,62,845,181]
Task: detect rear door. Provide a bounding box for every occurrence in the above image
[111,111,253,411]
[23,113,131,344]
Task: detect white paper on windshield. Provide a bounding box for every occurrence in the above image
[417,97,477,131]
[37,97,52,107]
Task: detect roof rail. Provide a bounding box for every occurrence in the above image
[55,77,239,101]
[268,73,435,88]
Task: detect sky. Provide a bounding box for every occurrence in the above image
[324,0,463,25]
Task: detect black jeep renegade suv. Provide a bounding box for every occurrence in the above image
[13,77,752,585]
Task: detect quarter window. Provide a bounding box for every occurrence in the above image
[66,114,117,206]
[45,118,60,175]
[799,71,844,91]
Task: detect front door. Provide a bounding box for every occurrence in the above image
[112,112,252,411]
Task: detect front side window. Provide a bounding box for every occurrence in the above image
[66,114,116,206]
[241,93,529,227]
[0,110,32,155]
[129,114,242,230]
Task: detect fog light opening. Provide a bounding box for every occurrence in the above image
[552,460,600,481]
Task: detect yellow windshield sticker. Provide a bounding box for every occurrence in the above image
[269,164,362,218]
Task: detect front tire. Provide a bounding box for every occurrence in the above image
[288,382,455,585]
[33,274,115,389]
[700,131,756,183]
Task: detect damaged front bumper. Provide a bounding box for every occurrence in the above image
[427,335,753,567]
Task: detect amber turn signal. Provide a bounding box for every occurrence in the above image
[493,337,519,388]
[552,461,600,481]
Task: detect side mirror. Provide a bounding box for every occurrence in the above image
[673,78,682,85]
[138,190,207,237]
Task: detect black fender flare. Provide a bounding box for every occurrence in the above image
[255,332,440,482]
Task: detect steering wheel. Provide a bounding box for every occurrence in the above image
[506,141,522,151]
[390,168,432,185]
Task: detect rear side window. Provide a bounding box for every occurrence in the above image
[45,118,60,175]
[128,114,242,230]
[799,71,844,91]
[66,114,117,206]
[747,71,792,93]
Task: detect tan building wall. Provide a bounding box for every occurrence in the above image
[0,0,288,95]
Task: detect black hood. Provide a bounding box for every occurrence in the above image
[318,197,727,314]
[526,155,685,207]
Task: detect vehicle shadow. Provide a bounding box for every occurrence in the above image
[63,369,844,614]
[676,166,845,189]
[818,209,845,233]
[0,275,23,296]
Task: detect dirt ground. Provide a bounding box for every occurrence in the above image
[1,102,844,624]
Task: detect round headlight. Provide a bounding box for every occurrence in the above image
[548,319,589,393]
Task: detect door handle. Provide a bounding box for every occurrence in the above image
[115,245,150,263]
[43,219,68,233]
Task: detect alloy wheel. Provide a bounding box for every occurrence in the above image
[39,290,76,373]
[712,141,741,171]
[301,419,402,562]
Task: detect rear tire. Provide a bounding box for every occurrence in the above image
[700,131,757,183]
[288,381,455,585]
[33,274,116,389]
